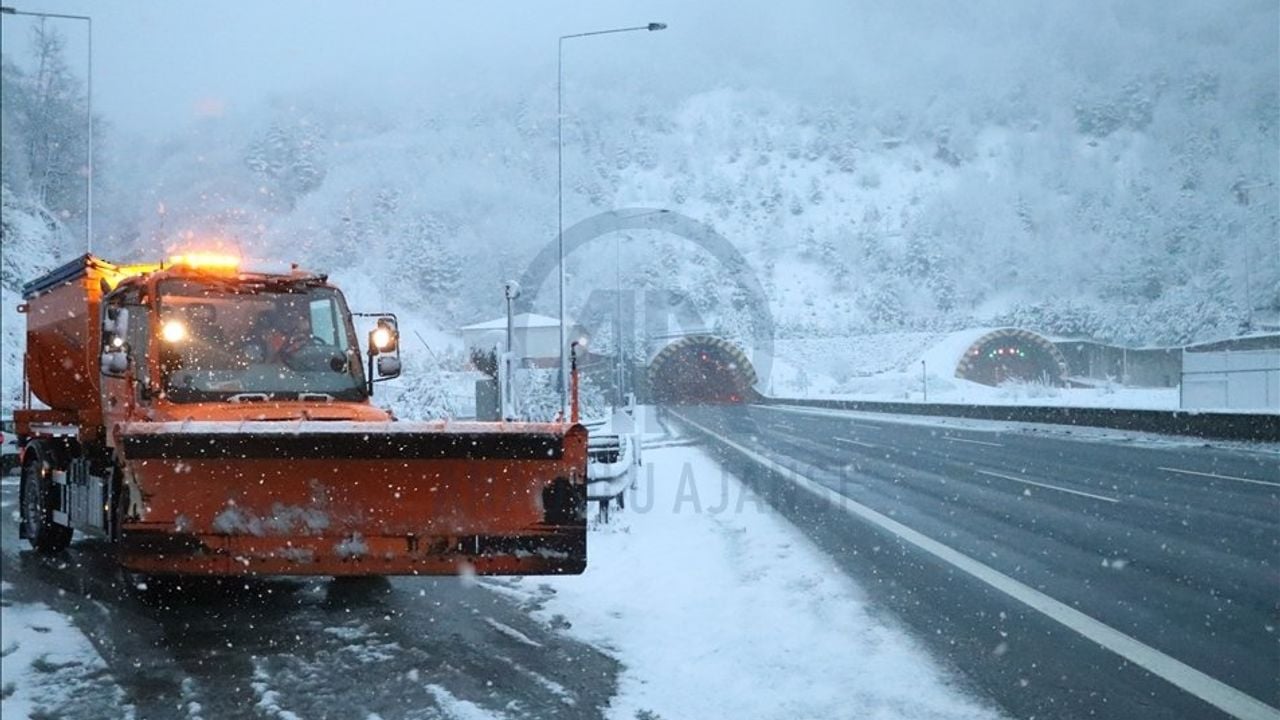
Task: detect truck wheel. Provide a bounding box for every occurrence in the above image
[20,444,72,553]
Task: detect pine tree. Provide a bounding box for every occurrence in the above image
[860,280,905,328]
[394,215,462,307]
[245,118,326,211]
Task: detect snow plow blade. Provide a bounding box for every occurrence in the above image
[112,421,587,576]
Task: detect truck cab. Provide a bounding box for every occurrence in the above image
[98,259,399,426]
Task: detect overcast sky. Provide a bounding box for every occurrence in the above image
[0,0,800,133]
[2,1,1274,137]
[0,1,1087,134]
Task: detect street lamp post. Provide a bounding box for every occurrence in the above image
[503,280,521,421]
[557,21,666,421]
[615,233,624,410]
[1,5,93,253]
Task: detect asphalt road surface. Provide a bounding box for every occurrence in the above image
[0,474,619,720]
[675,403,1279,720]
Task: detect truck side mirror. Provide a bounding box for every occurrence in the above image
[359,313,402,395]
[101,307,131,377]
[101,348,130,376]
[104,306,130,338]
[376,356,401,378]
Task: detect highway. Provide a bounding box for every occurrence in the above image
[0,475,618,719]
[3,404,1275,719]
[675,403,1280,720]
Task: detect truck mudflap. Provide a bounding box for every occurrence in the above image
[113,421,587,576]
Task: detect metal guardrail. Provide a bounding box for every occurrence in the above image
[586,432,636,501]
[755,396,1280,443]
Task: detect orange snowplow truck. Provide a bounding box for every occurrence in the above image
[15,254,587,576]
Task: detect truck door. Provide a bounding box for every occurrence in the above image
[101,287,152,424]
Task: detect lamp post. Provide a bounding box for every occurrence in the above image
[615,232,624,410]
[557,21,666,420]
[503,280,521,421]
[1,5,93,253]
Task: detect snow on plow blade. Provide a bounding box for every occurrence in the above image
[113,421,587,576]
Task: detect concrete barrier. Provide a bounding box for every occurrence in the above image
[756,397,1279,443]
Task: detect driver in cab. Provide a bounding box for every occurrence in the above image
[261,307,312,364]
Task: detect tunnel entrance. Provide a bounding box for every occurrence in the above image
[648,335,757,405]
[956,329,1068,386]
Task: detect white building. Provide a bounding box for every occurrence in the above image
[1178,333,1280,411]
[459,313,585,368]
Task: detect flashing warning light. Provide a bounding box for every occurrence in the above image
[167,252,241,271]
[99,261,163,291]
[161,319,188,343]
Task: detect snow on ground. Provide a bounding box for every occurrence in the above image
[1,287,28,417]
[486,442,1004,720]
[816,370,1182,410]
[0,587,133,719]
[767,331,1194,411]
[774,332,946,388]
[424,684,510,720]
[768,350,1183,410]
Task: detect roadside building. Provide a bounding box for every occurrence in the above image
[459,313,585,368]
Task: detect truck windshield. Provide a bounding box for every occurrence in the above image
[157,279,367,402]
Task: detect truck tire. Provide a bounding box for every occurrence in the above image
[20,442,73,553]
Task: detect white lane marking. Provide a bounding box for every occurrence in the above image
[848,423,882,431]
[676,412,1280,720]
[944,436,1004,448]
[976,469,1120,504]
[1158,466,1280,490]
[833,437,877,449]
[763,403,1022,438]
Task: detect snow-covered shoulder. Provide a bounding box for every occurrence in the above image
[1,584,133,719]
[485,446,1004,720]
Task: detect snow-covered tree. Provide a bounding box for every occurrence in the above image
[2,23,98,242]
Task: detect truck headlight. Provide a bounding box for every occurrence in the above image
[161,319,187,343]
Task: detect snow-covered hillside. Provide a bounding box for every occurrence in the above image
[0,186,83,415]
[82,16,1274,349]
